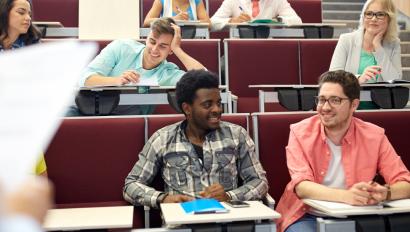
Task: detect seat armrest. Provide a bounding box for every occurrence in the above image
[262,193,275,209]
[144,205,150,228]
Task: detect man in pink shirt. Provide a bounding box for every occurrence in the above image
[276,70,410,232]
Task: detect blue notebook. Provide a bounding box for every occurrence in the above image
[181,199,229,214]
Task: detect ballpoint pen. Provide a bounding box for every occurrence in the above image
[239,6,244,12]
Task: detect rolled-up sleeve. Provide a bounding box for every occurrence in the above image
[286,128,315,192]
[227,127,269,200]
[378,135,410,184]
[78,40,121,87]
[123,132,165,208]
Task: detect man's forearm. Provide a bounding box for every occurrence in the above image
[84,74,118,87]
[295,181,346,202]
[391,181,410,200]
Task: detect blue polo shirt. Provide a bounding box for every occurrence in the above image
[80,39,184,87]
[79,39,185,115]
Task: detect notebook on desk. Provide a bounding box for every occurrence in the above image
[181,199,228,214]
[304,199,410,217]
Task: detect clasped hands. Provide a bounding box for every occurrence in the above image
[344,181,388,206]
[162,183,229,203]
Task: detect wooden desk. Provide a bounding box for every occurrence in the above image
[43,206,133,231]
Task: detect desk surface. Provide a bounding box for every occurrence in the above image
[227,22,347,28]
[42,206,133,231]
[304,199,410,218]
[249,84,410,88]
[161,201,280,226]
[33,21,64,28]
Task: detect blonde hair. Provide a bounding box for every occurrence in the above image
[358,0,399,42]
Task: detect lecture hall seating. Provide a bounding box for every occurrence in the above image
[45,116,146,228]
[45,113,251,228]
[224,39,339,112]
[224,39,300,112]
[299,39,338,84]
[31,0,79,27]
[252,110,410,204]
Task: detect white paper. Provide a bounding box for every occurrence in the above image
[304,199,383,211]
[384,199,410,208]
[0,41,97,193]
[125,78,159,87]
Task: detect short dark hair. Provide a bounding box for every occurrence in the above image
[0,0,41,46]
[176,70,219,114]
[318,70,360,101]
[150,17,175,37]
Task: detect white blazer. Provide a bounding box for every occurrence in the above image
[210,0,302,31]
[329,29,402,81]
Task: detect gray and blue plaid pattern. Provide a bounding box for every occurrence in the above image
[123,120,268,208]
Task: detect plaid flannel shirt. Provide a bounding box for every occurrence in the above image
[123,120,268,208]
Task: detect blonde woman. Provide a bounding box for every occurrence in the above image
[330,0,402,84]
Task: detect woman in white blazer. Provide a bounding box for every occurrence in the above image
[329,0,402,84]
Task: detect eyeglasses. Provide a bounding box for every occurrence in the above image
[364,11,388,20]
[315,96,350,107]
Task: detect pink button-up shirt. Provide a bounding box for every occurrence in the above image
[276,115,410,232]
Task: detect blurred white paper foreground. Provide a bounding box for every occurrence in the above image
[0,41,97,193]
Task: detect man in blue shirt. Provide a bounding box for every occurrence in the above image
[69,17,205,116]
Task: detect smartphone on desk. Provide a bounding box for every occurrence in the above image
[226,200,250,208]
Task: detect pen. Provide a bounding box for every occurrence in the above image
[371,173,380,185]
[239,6,244,12]
[176,6,183,13]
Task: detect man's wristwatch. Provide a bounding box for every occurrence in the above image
[385,184,392,201]
[157,192,168,205]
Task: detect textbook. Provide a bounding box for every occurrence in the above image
[250,19,284,25]
[303,199,410,217]
[181,199,229,214]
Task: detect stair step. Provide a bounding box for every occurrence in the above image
[402,42,410,54]
[322,2,364,11]
[323,19,359,29]
[400,31,410,41]
[403,67,410,81]
[322,0,366,3]
[323,10,361,20]
[402,54,410,67]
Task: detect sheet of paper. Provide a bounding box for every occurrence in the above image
[304,199,382,211]
[384,199,410,208]
[0,41,97,193]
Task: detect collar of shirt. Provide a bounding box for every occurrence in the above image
[0,37,25,51]
[319,117,356,145]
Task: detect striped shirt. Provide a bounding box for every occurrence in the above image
[123,120,269,208]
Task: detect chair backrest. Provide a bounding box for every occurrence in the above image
[167,39,221,76]
[355,110,410,168]
[32,0,79,27]
[224,39,300,112]
[252,110,410,203]
[208,0,223,17]
[141,0,153,26]
[288,0,322,23]
[45,117,145,205]
[252,112,313,202]
[299,39,338,84]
